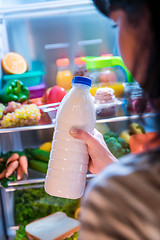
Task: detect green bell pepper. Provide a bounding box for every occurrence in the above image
[0,79,29,103]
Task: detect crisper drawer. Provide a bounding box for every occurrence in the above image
[1,180,80,240]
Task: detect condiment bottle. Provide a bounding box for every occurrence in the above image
[56,58,73,90]
[74,57,87,76]
[45,76,96,199]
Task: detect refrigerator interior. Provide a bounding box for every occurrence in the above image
[0,1,119,239]
[0,0,118,88]
[0,1,157,240]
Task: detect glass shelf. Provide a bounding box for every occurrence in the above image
[0,0,95,19]
[2,174,95,190]
[0,111,156,188]
[96,112,156,123]
[0,112,156,134]
[0,123,55,134]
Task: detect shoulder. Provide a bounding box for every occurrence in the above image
[84,148,160,201]
[80,149,160,240]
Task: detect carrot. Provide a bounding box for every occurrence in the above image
[0,158,4,163]
[19,155,28,175]
[0,169,7,179]
[6,153,19,167]
[6,160,19,178]
[129,132,160,154]
[17,165,24,181]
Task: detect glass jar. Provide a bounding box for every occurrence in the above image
[94,87,122,119]
[83,56,133,98]
[123,82,152,114]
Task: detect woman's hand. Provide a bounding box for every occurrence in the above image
[69,128,118,174]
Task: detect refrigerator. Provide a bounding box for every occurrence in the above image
[0,1,156,239]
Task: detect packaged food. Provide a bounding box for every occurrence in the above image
[28,83,46,99]
[94,87,121,118]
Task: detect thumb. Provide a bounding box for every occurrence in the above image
[69,127,95,146]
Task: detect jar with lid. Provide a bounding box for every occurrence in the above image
[83,56,133,98]
[123,82,152,114]
[94,87,122,119]
[56,58,73,90]
[73,57,87,77]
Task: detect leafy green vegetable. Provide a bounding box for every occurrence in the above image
[103,131,130,159]
[14,187,80,239]
[14,225,29,240]
[1,175,16,188]
[14,187,80,226]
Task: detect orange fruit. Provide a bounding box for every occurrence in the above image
[2,52,28,74]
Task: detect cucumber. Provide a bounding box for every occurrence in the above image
[30,149,50,162]
[28,159,48,173]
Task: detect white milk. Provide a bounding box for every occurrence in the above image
[45,76,96,199]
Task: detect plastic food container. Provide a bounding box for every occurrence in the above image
[28,83,46,99]
[2,71,45,87]
[83,56,133,98]
[95,100,121,118]
[94,87,122,118]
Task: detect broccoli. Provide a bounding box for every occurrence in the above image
[103,131,130,159]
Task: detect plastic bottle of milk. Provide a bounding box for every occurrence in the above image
[45,76,96,199]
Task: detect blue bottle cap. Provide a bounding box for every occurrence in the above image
[72,76,92,87]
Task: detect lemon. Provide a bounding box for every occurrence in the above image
[39,142,52,152]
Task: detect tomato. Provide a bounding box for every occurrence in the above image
[47,85,67,104]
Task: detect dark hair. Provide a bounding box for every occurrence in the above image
[93,0,160,105]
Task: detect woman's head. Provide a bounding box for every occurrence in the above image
[93,0,160,107]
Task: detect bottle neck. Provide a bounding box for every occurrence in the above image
[57,65,70,71]
[72,83,91,90]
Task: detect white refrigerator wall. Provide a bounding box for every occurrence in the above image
[2,2,118,87]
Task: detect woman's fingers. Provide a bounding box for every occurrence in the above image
[69,127,98,147]
[69,127,117,174]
